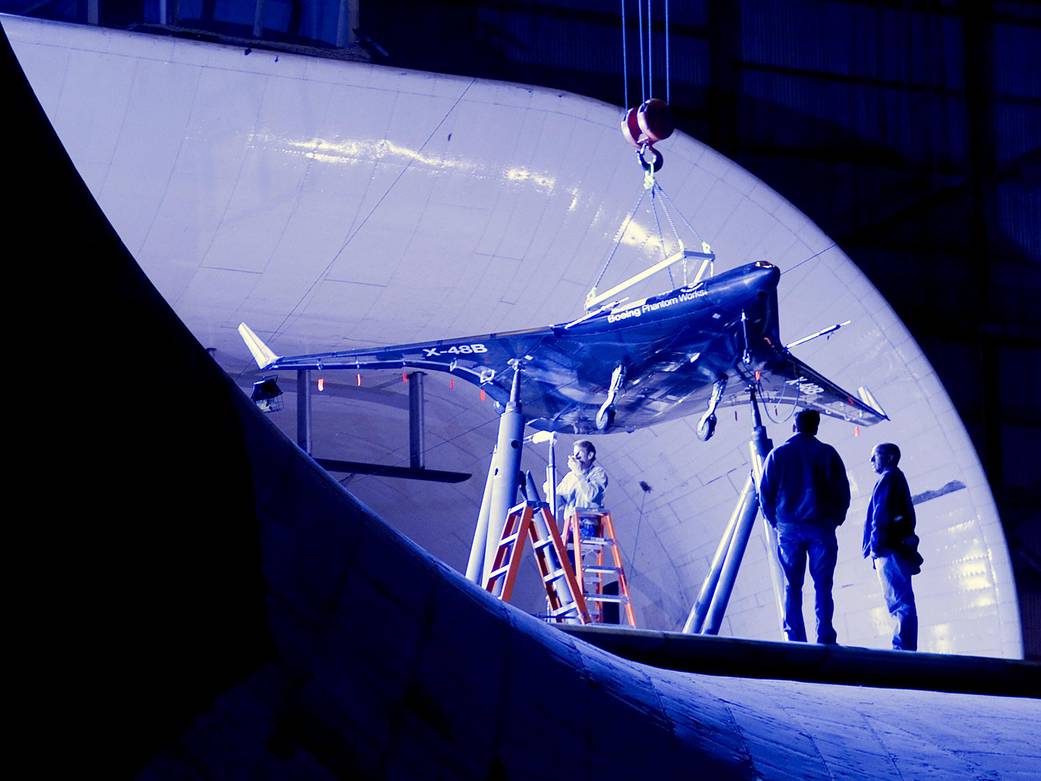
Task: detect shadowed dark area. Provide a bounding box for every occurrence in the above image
[2,23,272,773]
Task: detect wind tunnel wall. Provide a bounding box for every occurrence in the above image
[5,19,1040,779]
[3,15,1021,656]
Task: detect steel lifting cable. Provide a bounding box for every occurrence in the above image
[654,182,685,260]
[591,186,650,291]
[649,189,675,287]
[656,200,689,284]
[637,0,646,103]
[656,185,705,246]
[647,0,653,100]
[655,185,684,250]
[665,0,670,103]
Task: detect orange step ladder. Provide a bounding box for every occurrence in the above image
[562,510,638,626]
[484,499,592,624]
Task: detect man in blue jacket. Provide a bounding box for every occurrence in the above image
[759,409,850,644]
[864,442,922,651]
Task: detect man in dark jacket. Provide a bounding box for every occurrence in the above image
[759,409,850,644]
[864,442,922,651]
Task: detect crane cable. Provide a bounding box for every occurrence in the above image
[647,0,653,99]
[636,0,646,103]
[620,0,629,110]
[595,0,691,296]
[664,0,670,103]
[622,0,672,111]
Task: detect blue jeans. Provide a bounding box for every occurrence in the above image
[875,555,918,651]
[776,523,838,644]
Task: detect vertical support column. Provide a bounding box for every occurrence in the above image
[546,433,558,518]
[159,0,168,26]
[296,369,311,454]
[702,476,760,634]
[747,404,783,636]
[483,368,525,582]
[682,474,752,633]
[87,0,99,25]
[701,386,772,635]
[466,458,496,583]
[408,371,425,469]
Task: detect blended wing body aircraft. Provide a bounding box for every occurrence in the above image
[239,262,886,437]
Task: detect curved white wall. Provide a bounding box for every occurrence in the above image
[6,15,1021,656]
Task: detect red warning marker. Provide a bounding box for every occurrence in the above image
[402,371,408,383]
[356,372,362,387]
[480,389,486,401]
[854,426,861,438]
[318,377,325,392]
[449,377,455,391]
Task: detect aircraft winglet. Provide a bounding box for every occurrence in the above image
[238,322,280,369]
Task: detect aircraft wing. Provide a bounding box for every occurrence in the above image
[726,348,888,426]
[238,322,557,406]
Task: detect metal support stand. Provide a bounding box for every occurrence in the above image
[481,367,526,583]
[748,404,786,635]
[702,470,760,635]
[296,369,311,453]
[684,385,777,635]
[682,474,751,633]
[306,368,469,484]
[546,433,558,518]
[466,456,496,583]
[408,371,425,469]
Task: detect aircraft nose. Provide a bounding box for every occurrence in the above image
[750,261,781,290]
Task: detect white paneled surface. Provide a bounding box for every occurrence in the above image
[7,15,1021,656]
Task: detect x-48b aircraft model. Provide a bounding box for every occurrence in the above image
[239,261,886,441]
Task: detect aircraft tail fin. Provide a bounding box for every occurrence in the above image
[238,323,280,369]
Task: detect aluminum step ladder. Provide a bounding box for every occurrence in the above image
[483,499,592,624]
[562,509,638,626]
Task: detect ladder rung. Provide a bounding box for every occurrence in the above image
[583,565,620,574]
[584,594,628,604]
[576,537,615,546]
[543,569,566,583]
[487,566,510,581]
[498,532,520,547]
[549,603,579,617]
[533,538,554,550]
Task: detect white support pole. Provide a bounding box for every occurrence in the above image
[466,456,496,584]
[482,369,525,583]
[682,475,751,633]
[701,386,775,636]
[702,477,760,635]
